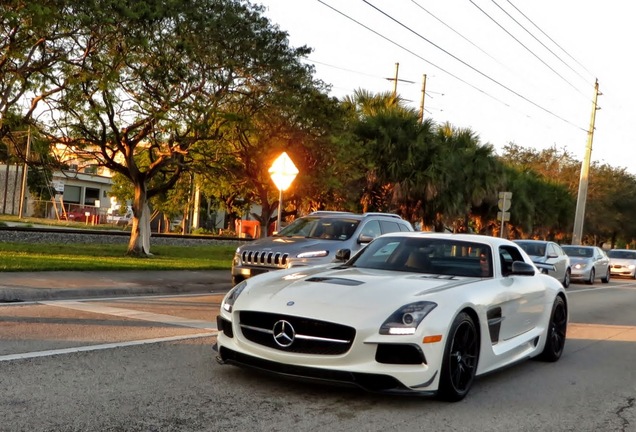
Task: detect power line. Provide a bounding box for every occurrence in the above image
[469,0,589,100]
[505,0,596,80]
[361,0,586,131]
[410,0,506,71]
[490,0,592,88]
[314,0,513,109]
[306,58,385,80]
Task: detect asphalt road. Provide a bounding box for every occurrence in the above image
[1,282,636,431]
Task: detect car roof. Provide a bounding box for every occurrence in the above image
[305,211,405,221]
[379,231,520,248]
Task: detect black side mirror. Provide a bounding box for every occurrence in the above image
[335,249,351,262]
[511,261,536,276]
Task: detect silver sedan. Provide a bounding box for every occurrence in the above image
[561,245,610,284]
[513,240,571,288]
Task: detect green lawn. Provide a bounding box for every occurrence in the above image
[0,242,235,272]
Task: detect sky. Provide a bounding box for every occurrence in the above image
[255,0,635,174]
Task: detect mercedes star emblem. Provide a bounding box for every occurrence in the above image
[272,320,296,347]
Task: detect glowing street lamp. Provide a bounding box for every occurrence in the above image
[269,152,298,233]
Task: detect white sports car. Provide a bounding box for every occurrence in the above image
[214,232,568,401]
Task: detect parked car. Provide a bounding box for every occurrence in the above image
[607,249,636,278]
[231,211,414,285]
[513,240,571,288]
[561,245,610,284]
[215,232,568,401]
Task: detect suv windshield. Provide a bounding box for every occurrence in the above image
[276,217,360,240]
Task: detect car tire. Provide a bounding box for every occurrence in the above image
[562,268,571,288]
[537,296,567,362]
[586,269,595,285]
[601,268,610,284]
[437,312,479,402]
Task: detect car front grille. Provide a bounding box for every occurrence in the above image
[239,311,355,355]
[241,250,289,269]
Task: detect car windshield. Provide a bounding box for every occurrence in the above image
[516,241,546,257]
[276,217,359,240]
[562,246,593,258]
[348,236,493,278]
[608,250,636,260]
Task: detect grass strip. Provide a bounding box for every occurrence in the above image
[0,242,235,272]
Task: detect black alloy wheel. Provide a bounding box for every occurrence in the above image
[537,296,567,362]
[438,312,479,402]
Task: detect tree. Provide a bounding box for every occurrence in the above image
[343,89,439,220]
[0,0,72,136]
[28,0,321,254]
[193,51,349,237]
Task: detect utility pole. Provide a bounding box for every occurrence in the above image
[18,126,31,219]
[392,62,399,97]
[385,62,414,98]
[571,79,601,245]
[418,74,427,123]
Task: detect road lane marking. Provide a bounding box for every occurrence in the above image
[41,300,216,329]
[0,332,217,362]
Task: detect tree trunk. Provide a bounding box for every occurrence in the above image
[127,182,152,256]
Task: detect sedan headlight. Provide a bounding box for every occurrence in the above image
[380,301,437,335]
[221,280,247,313]
[297,250,329,258]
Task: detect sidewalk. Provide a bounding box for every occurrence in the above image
[0,270,233,303]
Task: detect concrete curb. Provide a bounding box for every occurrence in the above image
[0,270,233,303]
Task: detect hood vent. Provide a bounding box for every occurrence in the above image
[306,277,363,286]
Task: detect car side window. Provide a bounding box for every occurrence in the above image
[360,220,382,239]
[379,220,401,234]
[499,246,525,276]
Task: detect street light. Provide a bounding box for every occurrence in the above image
[268,152,298,233]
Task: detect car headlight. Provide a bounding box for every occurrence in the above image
[380,301,437,335]
[221,280,247,313]
[574,263,584,270]
[629,265,636,270]
[297,250,329,258]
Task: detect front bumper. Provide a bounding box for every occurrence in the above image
[610,267,635,278]
[215,345,433,394]
[214,318,442,395]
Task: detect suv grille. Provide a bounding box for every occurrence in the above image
[239,311,355,355]
[241,250,289,268]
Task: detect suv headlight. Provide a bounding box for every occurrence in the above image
[221,281,247,313]
[297,250,329,258]
[380,301,437,335]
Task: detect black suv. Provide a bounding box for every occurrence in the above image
[231,211,413,285]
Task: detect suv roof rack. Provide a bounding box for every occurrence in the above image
[309,211,354,215]
[362,212,403,220]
